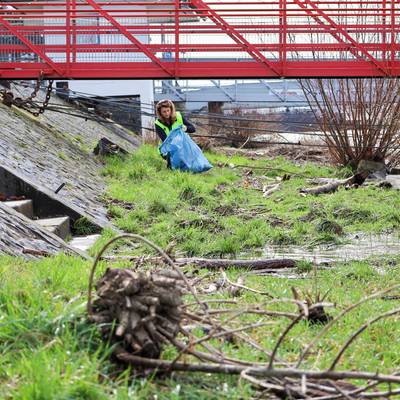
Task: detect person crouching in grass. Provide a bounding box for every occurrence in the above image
[155,99,196,168]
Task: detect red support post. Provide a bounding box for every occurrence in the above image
[382,0,387,62]
[391,0,396,74]
[175,0,180,77]
[66,0,71,73]
[279,0,287,76]
[72,0,76,63]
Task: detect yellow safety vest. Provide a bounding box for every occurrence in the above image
[155,111,183,138]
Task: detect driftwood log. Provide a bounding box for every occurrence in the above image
[300,171,369,195]
[90,268,184,359]
[101,256,296,270]
[177,257,296,270]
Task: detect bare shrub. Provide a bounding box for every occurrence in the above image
[223,107,268,147]
[300,78,400,170]
[189,108,270,148]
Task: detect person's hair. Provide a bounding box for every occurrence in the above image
[156,99,176,125]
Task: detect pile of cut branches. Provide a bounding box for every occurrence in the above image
[87,234,400,399]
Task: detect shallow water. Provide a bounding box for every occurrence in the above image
[264,233,400,264]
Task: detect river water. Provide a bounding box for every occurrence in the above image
[264,232,400,264]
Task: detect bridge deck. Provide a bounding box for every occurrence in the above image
[0,1,399,79]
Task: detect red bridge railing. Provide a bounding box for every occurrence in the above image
[0,0,399,79]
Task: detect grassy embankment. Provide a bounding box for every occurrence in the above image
[102,145,400,255]
[1,145,400,399]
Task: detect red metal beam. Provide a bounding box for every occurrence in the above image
[3,43,399,53]
[1,60,398,79]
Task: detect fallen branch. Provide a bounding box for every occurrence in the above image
[102,255,296,270]
[114,348,400,385]
[300,171,369,195]
[175,257,296,271]
[22,248,50,257]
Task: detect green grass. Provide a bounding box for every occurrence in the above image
[0,254,252,399]
[2,145,400,398]
[102,145,400,256]
[57,151,69,161]
[1,253,400,399]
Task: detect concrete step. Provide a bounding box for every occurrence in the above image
[36,216,70,240]
[4,199,34,219]
[69,234,101,252]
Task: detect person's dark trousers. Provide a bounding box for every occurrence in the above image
[161,153,172,169]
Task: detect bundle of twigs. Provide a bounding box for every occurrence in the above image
[87,234,400,399]
[91,267,184,358]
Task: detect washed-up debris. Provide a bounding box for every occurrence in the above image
[376,181,393,189]
[198,272,272,298]
[300,171,369,195]
[22,248,50,257]
[262,183,281,197]
[291,287,333,325]
[0,193,26,202]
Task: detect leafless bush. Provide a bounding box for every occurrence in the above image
[300,78,400,170]
[222,108,269,147]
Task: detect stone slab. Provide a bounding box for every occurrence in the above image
[36,216,70,240]
[4,199,34,219]
[0,202,87,259]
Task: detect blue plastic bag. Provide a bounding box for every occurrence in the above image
[159,127,213,173]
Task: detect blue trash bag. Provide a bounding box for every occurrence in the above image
[159,127,213,173]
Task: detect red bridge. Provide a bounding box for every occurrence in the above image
[0,0,399,79]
